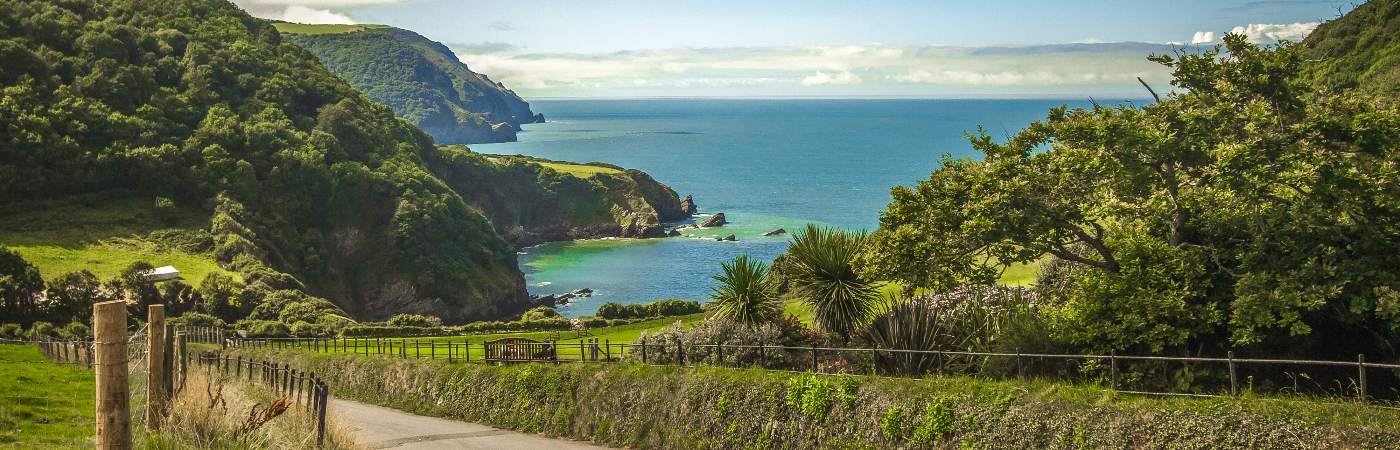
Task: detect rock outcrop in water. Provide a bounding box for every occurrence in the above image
[764,228,787,236]
[680,195,698,215]
[700,213,727,227]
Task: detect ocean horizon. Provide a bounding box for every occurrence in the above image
[475,98,1115,317]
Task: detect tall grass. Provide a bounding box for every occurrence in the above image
[237,347,1400,450]
[143,364,361,450]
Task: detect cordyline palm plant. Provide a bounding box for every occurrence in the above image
[787,224,879,338]
[709,254,780,328]
[865,285,1039,376]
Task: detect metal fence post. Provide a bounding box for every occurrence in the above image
[1359,354,1368,405]
[1228,351,1238,397]
[641,337,647,364]
[1110,349,1118,391]
[1016,348,1024,382]
[812,343,818,373]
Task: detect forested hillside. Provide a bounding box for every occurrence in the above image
[0,0,529,323]
[280,25,539,144]
[1302,0,1400,98]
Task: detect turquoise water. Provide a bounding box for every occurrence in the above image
[475,98,1106,317]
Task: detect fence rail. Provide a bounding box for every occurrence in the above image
[231,335,1400,405]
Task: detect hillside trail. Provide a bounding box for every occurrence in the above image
[331,398,605,449]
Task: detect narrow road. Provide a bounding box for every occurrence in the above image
[331,398,604,450]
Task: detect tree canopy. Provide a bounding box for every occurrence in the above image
[861,35,1400,359]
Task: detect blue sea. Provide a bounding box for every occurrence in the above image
[474,98,1109,318]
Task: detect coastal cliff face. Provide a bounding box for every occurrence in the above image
[425,146,692,248]
[279,25,536,144]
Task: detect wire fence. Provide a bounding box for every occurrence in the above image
[233,335,1400,405]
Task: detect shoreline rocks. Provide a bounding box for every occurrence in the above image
[700,213,727,227]
[680,195,697,215]
[763,228,787,236]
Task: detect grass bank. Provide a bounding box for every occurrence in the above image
[235,347,1400,450]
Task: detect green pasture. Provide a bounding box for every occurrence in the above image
[0,196,236,283]
[536,162,621,178]
[0,344,94,448]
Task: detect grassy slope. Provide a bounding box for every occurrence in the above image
[241,348,1400,449]
[0,345,94,448]
[0,197,237,284]
[269,23,390,35]
[536,162,621,177]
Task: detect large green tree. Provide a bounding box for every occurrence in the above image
[861,35,1400,358]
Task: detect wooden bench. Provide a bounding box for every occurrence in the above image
[483,337,556,363]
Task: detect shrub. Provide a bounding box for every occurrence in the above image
[596,302,625,320]
[169,312,228,329]
[581,317,609,329]
[643,299,702,317]
[239,320,291,338]
[387,314,443,328]
[521,306,560,322]
[628,317,795,367]
[28,321,57,339]
[0,323,25,339]
[339,326,442,338]
[59,321,90,339]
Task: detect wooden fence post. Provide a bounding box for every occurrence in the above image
[94,300,130,450]
[1016,348,1024,382]
[177,331,187,390]
[147,305,166,431]
[316,381,328,447]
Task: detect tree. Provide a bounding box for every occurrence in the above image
[45,271,110,326]
[787,224,879,338]
[861,35,1400,358]
[0,246,44,323]
[709,254,781,329]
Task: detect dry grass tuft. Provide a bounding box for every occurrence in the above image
[144,366,363,450]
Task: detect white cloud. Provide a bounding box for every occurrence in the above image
[278,6,355,24]
[230,0,405,21]
[459,43,1177,96]
[800,71,863,86]
[1190,23,1319,45]
[1229,22,1319,43]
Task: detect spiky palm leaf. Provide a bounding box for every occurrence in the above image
[709,254,780,329]
[787,224,879,338]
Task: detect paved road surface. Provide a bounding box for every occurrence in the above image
[331,398,604,449]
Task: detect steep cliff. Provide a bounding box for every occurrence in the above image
[425,146,692,248]
[278,24,539,144]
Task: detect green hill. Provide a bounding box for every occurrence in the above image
[1301,0,1400,98]
[277,24,540,145]
[0,0,529,323]
[427,147,691,248]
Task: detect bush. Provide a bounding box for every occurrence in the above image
[596,302,625,320]
[521,306,560,322]
[581,317,609,329]
[628,317,795,367]
[387,314,443,328]
[291,321,331,338]
[168,312,228,329]
[239,320,291,339]
[0,323,25,339]
[339,326,443,338]
[28,321,57,339]
[59,321,90,340]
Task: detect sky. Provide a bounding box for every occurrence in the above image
[231,0,1356,98]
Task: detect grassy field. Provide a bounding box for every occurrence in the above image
[0,196,237,284]
[537,162,621,178]
[0,344,94,448]
[272,23,391,34]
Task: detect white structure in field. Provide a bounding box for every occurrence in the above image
[144,265,180,282]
